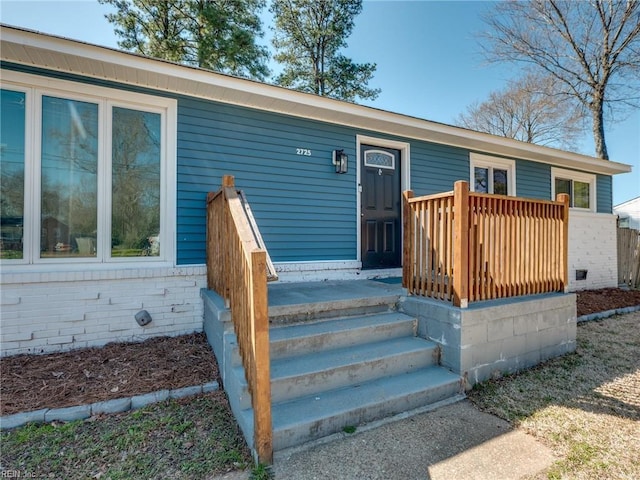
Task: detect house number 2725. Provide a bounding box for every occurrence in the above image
[296,148,312,156]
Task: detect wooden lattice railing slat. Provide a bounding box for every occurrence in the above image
[403,181,569,307]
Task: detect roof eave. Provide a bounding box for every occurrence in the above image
[0,25,632,177]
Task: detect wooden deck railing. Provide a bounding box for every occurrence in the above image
[403,180,569,307]
[207,175,272,463]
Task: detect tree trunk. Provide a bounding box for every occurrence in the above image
[591,97,609,160]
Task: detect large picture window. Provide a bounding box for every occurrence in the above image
[0,72,176,265]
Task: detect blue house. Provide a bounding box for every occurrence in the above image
[0,25,632,459]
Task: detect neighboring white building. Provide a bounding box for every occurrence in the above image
[614,196,640,230]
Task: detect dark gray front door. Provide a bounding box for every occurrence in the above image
[360,145,401,269]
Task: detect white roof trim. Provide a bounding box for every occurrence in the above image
[0,24,631,176]
[614,196,640,208]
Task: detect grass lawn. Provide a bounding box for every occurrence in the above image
[469,312,640,480]
[0,392,253,479]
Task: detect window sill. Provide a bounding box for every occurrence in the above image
[0,261,200,285]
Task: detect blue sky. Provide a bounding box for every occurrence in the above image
[2,0,638,204]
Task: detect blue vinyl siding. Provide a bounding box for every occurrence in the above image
[513,162,613,213]
[410,143,469,195]
[176,98,473,264]
[176,100,473,265]
[177,97,359,264]
[597,175,612,213]
[515,159,551,200]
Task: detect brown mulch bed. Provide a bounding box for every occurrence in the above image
[1,288,639,417]
[0,333,218,416]
[576,287,640,317]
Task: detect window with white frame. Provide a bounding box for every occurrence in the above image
[551,168,595,211]
[0,72,176,264]
[469,153,516,196]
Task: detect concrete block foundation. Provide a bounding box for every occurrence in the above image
[399,292,577,386]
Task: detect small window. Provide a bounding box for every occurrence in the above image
[474,167,489,193]
[364,150,395,169]
[552,168,595,211]
[555,178,590,209]
[470,153,515,196]
[493,168,508,195]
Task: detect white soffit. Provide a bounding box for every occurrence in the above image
[0,25,631,176]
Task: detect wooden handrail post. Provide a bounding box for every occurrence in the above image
[222,174,235,187]
[453,181,469,308]
[557,193,570,293]
[402,190,414,290]
[250,249,272,464]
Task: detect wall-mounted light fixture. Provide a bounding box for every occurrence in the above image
[332,149,348,174]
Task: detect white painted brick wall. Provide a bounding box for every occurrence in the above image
[568,211,618,291]
[0,266,207,356]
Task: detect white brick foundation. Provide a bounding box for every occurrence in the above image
[0,266,207,356]
[568,211,618,291]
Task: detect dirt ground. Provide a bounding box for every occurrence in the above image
[1,288,639,416]
[576,287,640,316]
[0,333,218,416]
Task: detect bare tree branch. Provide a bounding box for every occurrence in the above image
[481,0,640,159]
[457,74,585,150]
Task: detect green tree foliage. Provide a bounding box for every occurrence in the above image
[482,0,640,160]
[270,0,380,102]
[100,0,270,80]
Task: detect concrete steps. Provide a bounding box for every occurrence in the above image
[269,311,416,358]
[270,336,435,403]
[266,279,402,325]
[270,366,460,451]
[204,280,462,455]
[264,312,460,451]
[234,332,441,408]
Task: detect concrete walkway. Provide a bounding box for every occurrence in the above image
[211,399,556,479]
[271,399,555,480]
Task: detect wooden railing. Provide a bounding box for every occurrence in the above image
[207,175,272,464]
[403,180,569,307]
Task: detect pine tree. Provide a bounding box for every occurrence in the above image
[100,0,270,81]
[271,0,379,102]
